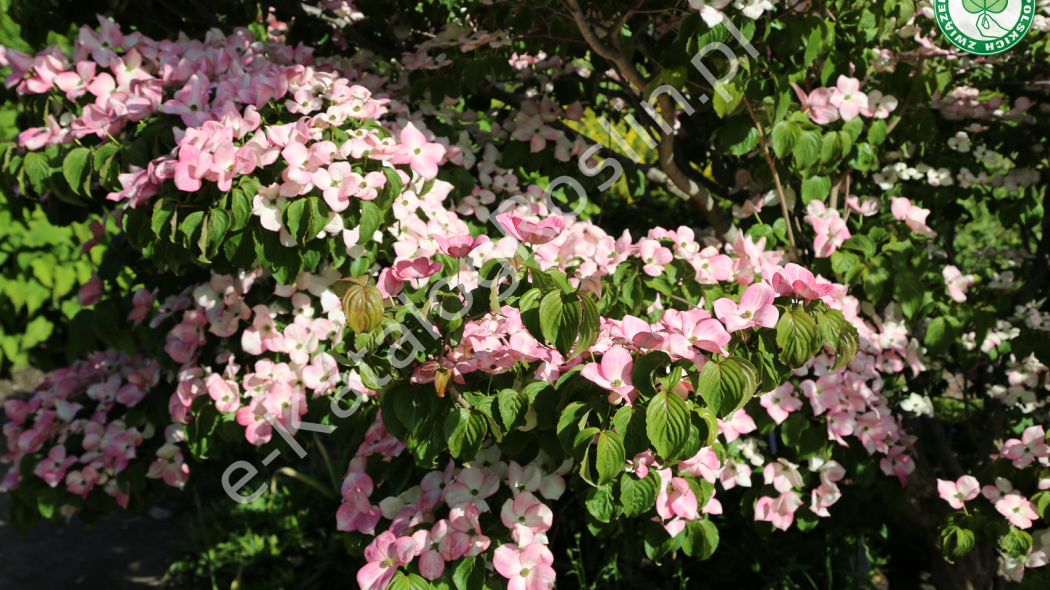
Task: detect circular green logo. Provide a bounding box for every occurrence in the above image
[934,0,1036,55]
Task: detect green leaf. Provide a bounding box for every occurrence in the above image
[620,469,660,518]
[452,556,486,590]
[893,272,924,320]
[230,189,252,231]
[776,306,821,369]
[712,81,743,118]
[1001,528,1032,559]
[867,119,888,145]
[941,526,975,563]
[801,175,831,204]
[570,291,600,360]
[497,388,530,431]
[793,130,822,169]
[646,391,690,460]
[389,574,431,590]
[22,152,50,195]
[632,351,671,399]
[203,209,230,261]
[697,357,757,419]
[22,316,53,349]
[152,197,178,241]
[612,405,650,457]
[720,116,758,156]
[781,413,809,448]
[771,121,801,159]
[681,519,720,560]
[556,402,591,455]
[584,483,620,523]
[62,147,92,195]
[820,132,842,164]
[539,290,580,357]
[444,409,487,462]
[359,201,384,244]
[595,430,626,486]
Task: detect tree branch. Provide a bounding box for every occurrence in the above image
[563,0,737,242]
[743,96,799,257]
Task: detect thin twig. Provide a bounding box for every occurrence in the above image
[743,96,800,257]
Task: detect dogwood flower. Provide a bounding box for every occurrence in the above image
[712,282,779,333]
[829,76,869,122]
[942,265,974,303]
[357,531,417,590]
[937,475,980,509]
[581,346,635,400]
[493,543,556,590]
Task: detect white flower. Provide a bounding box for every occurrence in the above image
[947,132,971,152]
[689,0,731,26]
[900,393,935,417]
[734,0,776,20]
[927,167,953,186]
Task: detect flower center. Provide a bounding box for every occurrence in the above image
[520,568,530,577]
[382,558,395,567]
[611,379,623,388]
[743,310,753,319]
[470,489,479,495]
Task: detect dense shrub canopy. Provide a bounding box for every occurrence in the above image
[1,0,1049,588]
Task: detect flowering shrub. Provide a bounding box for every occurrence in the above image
[1,0,1050,588]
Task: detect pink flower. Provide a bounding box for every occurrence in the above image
[890,197,937,237]
[444,465,499,512]
[936,475,980,510]
[580,346,635,399]
[500,491,553,535]
[391,257,441,281]
[77,272,104,306]
[356,531,417,590]
[810,212,851,258]
[127,288,156,327]
[712,282,779,333]
[1001,426,1050,469]
[376,268,405,300]
[829,76,868,122]
[759,383,802,424]
[719,411,757,443]
[313,162,356,212]
[982,477,1015,502]
[763,458,803,493]
[430,234,491,258]
[205,373,241,413]
[655,468,699,523]
[879,446,915,486]
[770,263,838,300]
[861,90,898,119]
[638,238,673,277]
[493,543,556,590]
[846,195,881,217]
[790,83,840,125]
[495,211,566,246]
[942,265,974,303]
[754,491,803,531]
[391,123,446,180]
[678,447,721,483]
[34,446,77,487]
[1003,547,1049,582]
[411,520,458,580]
[996,494,1039,529]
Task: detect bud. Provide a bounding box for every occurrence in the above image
[434,367,452,398]
[578,275,602,299]
[341,281,385,334]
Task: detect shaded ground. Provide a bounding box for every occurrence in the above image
[0,368,189,590]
